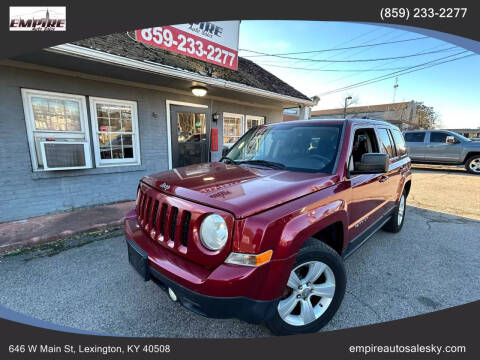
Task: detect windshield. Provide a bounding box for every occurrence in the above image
[225,123,343,173]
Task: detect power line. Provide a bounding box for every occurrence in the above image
[320,52,474,96]
[321,51,470,95]
[246,46,458,63]
[301,29,398,71]
[256,39,452,72]
[322,43,455,85]
[240,36,429,57]
[253,64,431,72]
[256,30,400,68]
[288,27,385,69]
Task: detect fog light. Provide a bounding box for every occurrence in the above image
[168,288,178,302]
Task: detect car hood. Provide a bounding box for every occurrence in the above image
[465,141,480,148]
[141,162,339,218]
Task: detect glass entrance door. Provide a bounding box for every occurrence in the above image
[170,106,209,168]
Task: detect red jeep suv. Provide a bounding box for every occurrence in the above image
[125,119,412,335]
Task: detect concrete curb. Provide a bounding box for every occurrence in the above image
[0,201,134,254]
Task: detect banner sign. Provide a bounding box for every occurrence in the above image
[135,21,240,70]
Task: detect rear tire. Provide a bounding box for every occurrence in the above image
[465,155,480,175]
[382,190,407,233]
[265,239,346,336]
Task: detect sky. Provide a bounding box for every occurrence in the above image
[238,21,480,129]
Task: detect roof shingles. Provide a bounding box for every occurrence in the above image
[73,33,311,101]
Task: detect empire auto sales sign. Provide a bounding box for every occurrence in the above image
[135,21,240,70]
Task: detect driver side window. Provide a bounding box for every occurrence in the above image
[349,128,379,173]
[430,132,449,143]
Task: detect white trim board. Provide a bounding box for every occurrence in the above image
[47,44,313,107]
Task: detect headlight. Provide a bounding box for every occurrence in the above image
[199,214,228,251]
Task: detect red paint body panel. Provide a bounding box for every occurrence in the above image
[141,162,338,219]
[125,119,412,302]
[125,210,294,300]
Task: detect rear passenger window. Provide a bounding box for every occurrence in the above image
[377,128,395,158]
[391,129,407,156]
[404,132,425,142]
[430,132,448,143]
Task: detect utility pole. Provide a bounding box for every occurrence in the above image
[343,96,352,118]
[392,77,399,103]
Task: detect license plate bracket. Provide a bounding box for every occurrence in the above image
[126,239,150,281]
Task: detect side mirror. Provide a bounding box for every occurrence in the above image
[446,136,457,144]
[351,153,389,174]
[222,147,230,157]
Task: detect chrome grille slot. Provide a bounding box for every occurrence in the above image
[159,203,168,235]
[137,190,143,219]
[170,207,178,242]
[135,186,141,212]
[151,200,159,230]
[138,191,146,220]
[181,211,191,247]
[144,196,152,228]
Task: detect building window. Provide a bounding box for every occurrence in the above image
[22,89,92,171]
[223,113,244,147]
[245,115,265,131]
[223,113,265,148]
[89,97,141,167]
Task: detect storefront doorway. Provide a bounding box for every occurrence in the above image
[170,105,209,168]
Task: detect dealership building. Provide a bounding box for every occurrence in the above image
[0,32,312,222]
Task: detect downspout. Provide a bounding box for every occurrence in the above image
[299,95,319,120]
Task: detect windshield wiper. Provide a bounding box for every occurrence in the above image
[220,156,237,165]
[237,159,286,169]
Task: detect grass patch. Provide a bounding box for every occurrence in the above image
[1,226,124,261]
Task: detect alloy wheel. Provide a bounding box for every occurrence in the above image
[278,261,336,326]
[469,157,480,173]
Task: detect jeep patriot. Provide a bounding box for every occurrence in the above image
[125,119,412,335]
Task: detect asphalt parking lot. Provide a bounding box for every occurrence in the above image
[409,164,480,220]
[1,168,479,338]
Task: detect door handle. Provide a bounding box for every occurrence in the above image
[379,175,389,183]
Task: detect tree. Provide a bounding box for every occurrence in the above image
[416,103,439,129]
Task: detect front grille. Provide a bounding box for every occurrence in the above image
[135,182,233,269]
[136,188,192,250]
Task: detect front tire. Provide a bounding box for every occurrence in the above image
[266,239,346,336]
[465,155,480,175]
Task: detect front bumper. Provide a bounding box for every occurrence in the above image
[126,237,277,324]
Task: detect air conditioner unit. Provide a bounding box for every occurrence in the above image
[40,141,92,171]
